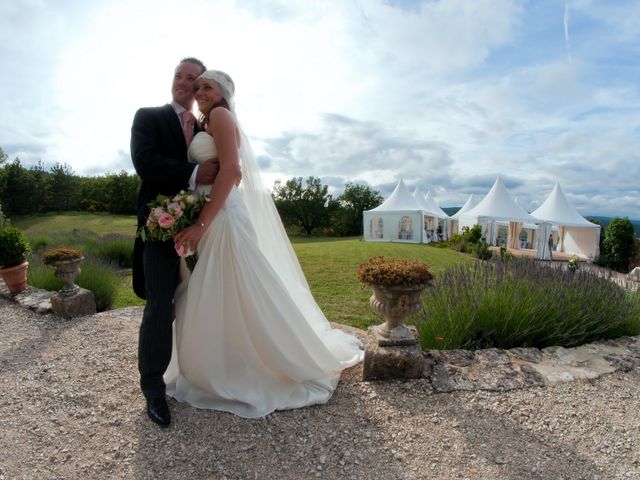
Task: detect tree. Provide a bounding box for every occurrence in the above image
[46,163,80,211]
[0,158,37,215]
[331,183,383,236]
[28,161,49,213]
[603,217,635,272]
[104,171,139,214]
[272,176,332,235]
[0,147,7,166]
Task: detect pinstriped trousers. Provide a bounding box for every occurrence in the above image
[138,240,180,400]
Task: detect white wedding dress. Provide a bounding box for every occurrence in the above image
[164,131,364,418]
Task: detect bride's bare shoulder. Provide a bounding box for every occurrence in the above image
[208,107,234,126]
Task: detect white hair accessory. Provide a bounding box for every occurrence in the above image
[198,70,235,109]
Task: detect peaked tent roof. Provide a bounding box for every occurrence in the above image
[451,194,478,219]
[530,182,600,228]
[369,179,422,211]
[424,191,450,218]
[462,176,538,223]
[412,187,439,216]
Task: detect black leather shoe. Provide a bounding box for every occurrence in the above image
[146,397,171,427]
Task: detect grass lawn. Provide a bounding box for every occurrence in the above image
[291,237,468,329]
[11,212,469,329]
[12,211,137,236]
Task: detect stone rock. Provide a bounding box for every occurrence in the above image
[519,364,546,387]
[425,349,475,367]
[430,363,475,392]
[475,348,510,365]
[12,287,54,313]
[603,353,636,372]
[509,347,543,363]
[427,349,545,393]
[363,326,423,381]
[628,267,640,282]
[51,288,96,318]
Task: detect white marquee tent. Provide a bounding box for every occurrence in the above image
[450,194,478,234]
[530,182,601,260]
[363,180,428,243]
[363,176,601,259]
[411,187,436,243]
[423,191,452,241]
[458,177,539,250]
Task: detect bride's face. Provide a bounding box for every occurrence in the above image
[194,79,224,115]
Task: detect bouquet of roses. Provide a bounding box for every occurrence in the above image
[138,190,210,271]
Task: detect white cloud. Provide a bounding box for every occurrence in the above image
[0,0,638,218]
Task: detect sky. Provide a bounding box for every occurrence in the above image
[1,0,639,219]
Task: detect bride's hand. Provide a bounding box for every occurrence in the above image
[174,223,206,253]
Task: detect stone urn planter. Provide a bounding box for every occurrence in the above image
[0,226,32,294]
[358,256,433,346]
[369,283,429,345]
[43,247,84,297]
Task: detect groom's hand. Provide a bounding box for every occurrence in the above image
[196,160,220,185]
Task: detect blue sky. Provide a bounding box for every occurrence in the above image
[1,0,638,218]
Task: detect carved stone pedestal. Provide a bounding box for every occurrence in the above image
[363,325,424,381]
[51,287,96,318]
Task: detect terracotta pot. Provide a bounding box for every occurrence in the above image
[0,261,29,294]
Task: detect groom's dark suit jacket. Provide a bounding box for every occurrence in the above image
[130,104,199,299]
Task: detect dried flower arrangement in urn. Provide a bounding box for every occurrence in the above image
[357,256,433,345]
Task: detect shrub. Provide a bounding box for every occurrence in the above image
[449,233,462,245]
[27,255,63,291]
[75,257,118,311]
[603,217,635,272]
[415,256,640,350]
[474,240,492,260]
[357,256,433,287]
[30,235,50,250]
[0,201,8,228]
[0,226,31,268]
[90,234,134,268]
[632,239,640,270]
[465,224,483,244]
[568,255,580,273]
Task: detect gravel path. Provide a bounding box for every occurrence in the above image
[2,297,640,480]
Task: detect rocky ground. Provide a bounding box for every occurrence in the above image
[2,297,640,480]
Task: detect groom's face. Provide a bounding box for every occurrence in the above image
[172,62,202,109]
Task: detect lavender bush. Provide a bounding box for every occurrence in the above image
[415,256,640,350]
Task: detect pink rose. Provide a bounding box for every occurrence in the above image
[157,213,175,229]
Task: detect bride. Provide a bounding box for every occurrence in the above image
[168,70,364,418]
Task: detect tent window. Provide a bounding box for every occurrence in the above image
[370,216,384,239]
[399,216,413,240]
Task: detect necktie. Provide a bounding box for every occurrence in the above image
[181,111,196,147]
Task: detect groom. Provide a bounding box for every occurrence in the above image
[131,57,218,427]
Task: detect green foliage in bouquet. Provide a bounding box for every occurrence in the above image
[138,190,209,242]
